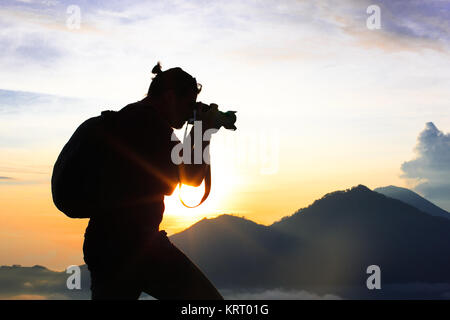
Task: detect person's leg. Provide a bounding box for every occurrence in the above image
[87,261,142,300]
[140,231,223,300]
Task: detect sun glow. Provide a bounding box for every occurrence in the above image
[161,164,238,234]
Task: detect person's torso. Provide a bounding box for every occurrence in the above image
[83,101,180,259]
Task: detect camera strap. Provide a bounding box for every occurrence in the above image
[178,120,212,208]
[179,164,211,208]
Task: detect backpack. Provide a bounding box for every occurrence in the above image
[51,111,117,218]
[52,109,213,217]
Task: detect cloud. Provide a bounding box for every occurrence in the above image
[0,89,105,187]
[3,264,450,299]
[0,89,81,114]
[0,88,106,150]
[319,0,450,53]
[401,122,450,211]
[0,264,343,300]
[0,264,91,300]
[0,0,449,103]
[0,176,19,184]
[221,288,341,300]
[381,283,450,299]
[377,0,450,42]
[6,294,46,300]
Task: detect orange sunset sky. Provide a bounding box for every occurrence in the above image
[1,0,450,271]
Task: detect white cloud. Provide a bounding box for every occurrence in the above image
[222,288,341,300]
[1,0,449,101]
[401,122,450,211]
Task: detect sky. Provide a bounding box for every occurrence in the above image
[0,0,450,271]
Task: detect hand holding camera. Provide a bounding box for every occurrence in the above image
[189,102,237,131]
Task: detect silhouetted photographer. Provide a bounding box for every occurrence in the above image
[51,62,236,299]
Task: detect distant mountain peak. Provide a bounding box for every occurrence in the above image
[374,185,449,219]
[171,214,265,238]
[195,214,256,225]
[32,265,47,270]
[321,184,372,200]
[272,185,376,224]
[353,184,371,191]
[375,185,411,193]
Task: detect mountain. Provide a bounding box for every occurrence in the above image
[270,185,450,288]
[374,185,450,219]
[171,185,450,298]
[3,185,450,299]
[170,215,298,289]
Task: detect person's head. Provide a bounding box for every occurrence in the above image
[146,62,202,129]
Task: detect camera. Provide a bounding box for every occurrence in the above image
[189,102,237,130]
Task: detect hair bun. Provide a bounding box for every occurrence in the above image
[152,62,163,75]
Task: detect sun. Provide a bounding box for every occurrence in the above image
[160,126,241,233]
[161,164,238,233]
[174,182,208,209]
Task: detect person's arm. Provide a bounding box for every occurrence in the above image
[178,126,210,187]
[179,105,218,187]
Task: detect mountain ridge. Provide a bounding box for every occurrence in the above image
[170,184,450,296]
[374,185,450,219]
[3,184,450,299]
